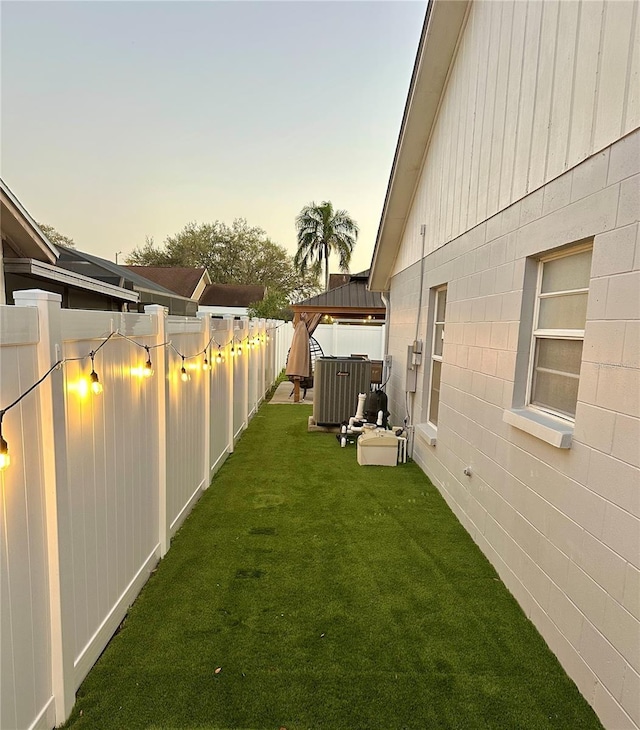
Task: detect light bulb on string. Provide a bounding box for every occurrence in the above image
[216,348,223,364]
[143,347,154,377]
[237,342,242,356]
[89,353,103,395]
[90,370,103,395]
[180,356,189,382]
[0,430,10,471]
[230,345,235,357]
[202,355,210,370]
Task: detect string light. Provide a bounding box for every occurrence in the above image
[143,346,154,377]
[180,356,189,382]
[0,419,10,471]
[89,354,103,395]
[0,323,278,471]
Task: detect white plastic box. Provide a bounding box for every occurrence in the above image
[357,430,399,466]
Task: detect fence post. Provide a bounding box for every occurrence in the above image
[145,305,169,557]
[223,316,235,453]
[14,289,75,724]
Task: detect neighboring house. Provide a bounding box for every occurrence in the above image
[1,179,138,311]
[369,2,638,728]
[123,266,211,301]
[328,273,351,290]
[55,247,199,316]
[198,283,266,317]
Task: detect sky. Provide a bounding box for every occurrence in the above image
[1,0,426,275]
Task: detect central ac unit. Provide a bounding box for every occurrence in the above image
[313,357,372,425]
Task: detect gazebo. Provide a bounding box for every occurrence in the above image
[287,270,386,401]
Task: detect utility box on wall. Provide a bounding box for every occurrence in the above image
[313,357,372,425]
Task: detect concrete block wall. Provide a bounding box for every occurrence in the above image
[387,129,639,729]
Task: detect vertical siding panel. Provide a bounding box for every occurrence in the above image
[446,72,461,243]
[2,347,35,729]
[24,360,51,718]
[93,362,107,622]
[464,6,482,232]
[594,0,635,149]
[477,0,500,224]
[488,0,513,217]
[528,0,560,193]
[568,0,604,164]
[87,390,102,643]
[512,0,543,200]
[500,0,527,209]
[436,116,447,247]
[468,4,491,228]
[546,0,579,181]
[457,31,473,236]
[0,506,18,730]
[623,4,639,133]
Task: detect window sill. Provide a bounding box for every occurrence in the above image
[415,422,437,447]
[502,408,573,449]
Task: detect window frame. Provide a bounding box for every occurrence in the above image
[427,284,447,429]
[525,243,592,423]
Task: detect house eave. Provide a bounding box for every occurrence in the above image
[4,259,140,303]
[369,0,470,292]
[0,180,59,264]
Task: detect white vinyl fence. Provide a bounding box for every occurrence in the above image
[312,322,385,360]
[0,290,290,730]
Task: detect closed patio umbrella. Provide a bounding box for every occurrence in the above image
[286,313,322,402]
[286,319,311,402]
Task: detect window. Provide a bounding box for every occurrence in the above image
[427,285,447,427]
[527,245,592,420]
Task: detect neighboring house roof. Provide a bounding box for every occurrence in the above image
[1,179,137,308]
[369,0,469,291]
[123,266,211,299]
[199,284,266,308]
[1,178,58,263]
[292,270,385,318]
[55,246,198,315]
[4,258,139,303]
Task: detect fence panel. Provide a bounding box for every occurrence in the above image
[209,320,232,476]
[0,305,55,730]
[312,323,385,360]
[166,316,207,535]
[0,296,284,730]
[247,321,259,417]
[232,320,248,441]
[60,309,161,689]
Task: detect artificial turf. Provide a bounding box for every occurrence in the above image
[63,404,603,730]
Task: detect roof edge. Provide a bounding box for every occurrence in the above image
[369,0,470,292]
[1,178,59,264]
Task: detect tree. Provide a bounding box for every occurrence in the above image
[247,290,293,321]
[294,201,358,292]
[38,223,76,248]
[126,219,320,303]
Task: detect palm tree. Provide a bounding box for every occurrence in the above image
[294,201,358,292]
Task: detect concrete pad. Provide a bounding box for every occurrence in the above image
[268,381,314,404]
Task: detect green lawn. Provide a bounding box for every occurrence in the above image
[64,404,602,730]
